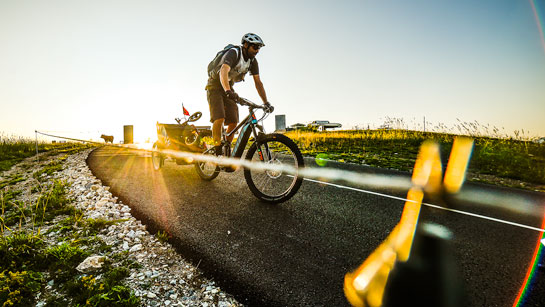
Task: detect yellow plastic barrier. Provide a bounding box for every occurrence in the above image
[344,138,473,307]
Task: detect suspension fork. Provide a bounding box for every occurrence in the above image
[252,125,272,162]
[258,142,272,162]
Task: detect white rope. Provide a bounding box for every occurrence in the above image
[35,130,545,233]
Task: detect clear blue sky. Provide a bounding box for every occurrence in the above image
[1,0,544,143]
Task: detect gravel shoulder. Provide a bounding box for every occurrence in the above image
[0,148,242,307]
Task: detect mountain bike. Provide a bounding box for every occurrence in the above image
[195,97,304,204]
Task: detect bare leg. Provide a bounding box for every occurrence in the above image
[212,118,224,146]
[225,123,237,143]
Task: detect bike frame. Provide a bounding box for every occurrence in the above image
[223,106,271,161]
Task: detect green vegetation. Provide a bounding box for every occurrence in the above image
[1,142,139,306]
[85,218,130,236]
[0,270,43,306]
[33,180,76,226]
[33,159,64,181]
[0,133,95,172]
[286,128,545,186]
[156,230,171,243]
[0,175,26,189]
[0,182,140,306]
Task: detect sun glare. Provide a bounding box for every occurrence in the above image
[134,142,154,150]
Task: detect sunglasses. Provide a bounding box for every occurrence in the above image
[250,44,261,50]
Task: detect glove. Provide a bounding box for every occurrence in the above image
[264,102,274,113]
[225,90,239,101]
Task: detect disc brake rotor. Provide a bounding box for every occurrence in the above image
[265,159,283,179]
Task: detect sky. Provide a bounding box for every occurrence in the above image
[1,0,544,143]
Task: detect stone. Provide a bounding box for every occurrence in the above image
[130,243,143,252]
[76,255,107,273]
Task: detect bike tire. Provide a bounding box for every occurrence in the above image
[194,147,220,181]
[244,134,304,203]
[151,142,164,170]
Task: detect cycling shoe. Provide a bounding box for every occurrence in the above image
[220,165,237,173]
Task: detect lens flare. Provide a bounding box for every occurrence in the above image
[513,210,545,307]
[315,153,329,167]
[530,0,545,54]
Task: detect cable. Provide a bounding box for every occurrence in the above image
[34,130,545,233]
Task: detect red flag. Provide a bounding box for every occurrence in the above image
[183,106,190,116]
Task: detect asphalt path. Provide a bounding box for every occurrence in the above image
[87,146,545,306]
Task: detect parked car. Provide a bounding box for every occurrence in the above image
[534,137,545,144]
[308,120,342,131]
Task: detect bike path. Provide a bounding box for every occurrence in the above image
[87,146,545,306]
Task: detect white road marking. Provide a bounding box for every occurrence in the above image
[304,178,545,233]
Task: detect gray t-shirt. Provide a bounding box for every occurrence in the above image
[206,47,259,90]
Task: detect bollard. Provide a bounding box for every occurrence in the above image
[124,125,134,144]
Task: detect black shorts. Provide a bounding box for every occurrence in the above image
[207,88,239,125]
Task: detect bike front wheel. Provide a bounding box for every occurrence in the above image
[244,134,304,203]
[194,147,220,181]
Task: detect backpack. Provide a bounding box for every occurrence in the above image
[207,44,244,78]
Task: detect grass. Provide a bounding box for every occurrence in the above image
[0,133,95,172]
[0,140,139,306]
[156,230,171,243]
[0,175,26,189]
[285,126,545,187]
[0,183,140,306]
[85,218,130,236]
[33,159,65,181]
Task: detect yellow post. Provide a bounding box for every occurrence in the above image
[344,137,473,306]
[443,137,474,194]
[344,141,442,306]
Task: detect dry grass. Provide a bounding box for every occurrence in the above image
[286,123,545,187]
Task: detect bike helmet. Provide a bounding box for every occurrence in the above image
[241,33,265,47]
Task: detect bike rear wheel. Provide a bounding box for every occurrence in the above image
[194,147,220,181]
[151,142,164,170]
[244,134,304,203]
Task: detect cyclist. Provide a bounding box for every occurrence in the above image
[205,33,272,156]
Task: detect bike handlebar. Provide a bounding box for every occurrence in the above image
[237,97,260,108]
[237,97,274,113]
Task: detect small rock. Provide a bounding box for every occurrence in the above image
[130,244,143,252]
[76,255,106,273]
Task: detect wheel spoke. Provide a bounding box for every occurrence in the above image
[195,147,219,180]
[248,139,299,198]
